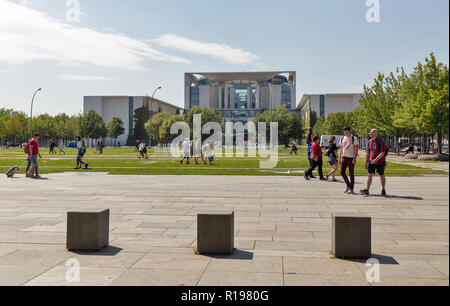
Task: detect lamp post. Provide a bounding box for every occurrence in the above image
[30,88,42,139]
[148,86,162,147]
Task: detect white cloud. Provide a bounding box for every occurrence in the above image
[58,74,116,81]
[0,0,191,70]
[153,34,260,64]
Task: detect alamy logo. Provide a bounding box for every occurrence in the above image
[365,0,381,23]
[65,258,81,283]
[169,115,279,169]
[66,0,81,23]
[365,258,381,283]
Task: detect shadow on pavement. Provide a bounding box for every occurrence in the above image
[199,249,254,260]
[70,246,123,256]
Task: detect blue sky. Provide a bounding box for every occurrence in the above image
[0,0,448,115]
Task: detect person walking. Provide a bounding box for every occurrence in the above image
[306,128,316,178]
[203,142,214,165]
[180,139,191,164]
[26,133,42,178]
[75,136,88,169]
[304,136,326,181]
[339,126,359,194]
[360,129,388,197]
[58,140,65,154]
[290,140,298,155]
[194,138,202,165]
[326,136,339,182]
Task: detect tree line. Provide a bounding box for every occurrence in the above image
[0,109,125,146]
[311,53,449,154]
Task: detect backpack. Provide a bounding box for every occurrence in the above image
[24,144,29,154]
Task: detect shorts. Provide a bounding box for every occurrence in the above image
[368,163,385,176]
[30,155,38,165]
[328,155,338,166]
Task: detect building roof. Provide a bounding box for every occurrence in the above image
[84,96,183,110]
[186,71,295,84]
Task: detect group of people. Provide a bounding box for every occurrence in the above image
[304,126,388,197]
[135,140,148,159]
[24,134,89,178]
[48,139,65,155]
[180,139,214,165]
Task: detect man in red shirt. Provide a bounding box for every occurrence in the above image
[361,129,387,197]
[27,133,42,178]
[304,136,326,181]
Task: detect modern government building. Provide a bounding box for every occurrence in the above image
[184,71,297,123]
[84,71,362,145]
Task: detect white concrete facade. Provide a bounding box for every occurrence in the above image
[298,93,362,119]
[83,96,182,146]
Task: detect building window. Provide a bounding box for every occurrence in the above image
[320,95,325,117]
[281,85,291,109]
[190,86,199,108]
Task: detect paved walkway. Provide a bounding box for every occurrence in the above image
[0,174,448,286]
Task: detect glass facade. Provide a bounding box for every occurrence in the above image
[320,95,325,117]
[281,84,292,108]
[190,86,199,108]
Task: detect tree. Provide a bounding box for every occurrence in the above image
[145,111,172,144]
[33,114,57,141]
[419,54,449,154]
[254,107,303,146]
[159,114,185,144]
[312,115,326,137]
[78,110,107,140]
[310,111,318,129]
[107,117,125,146]
[3,112,28,143]
[133,107,149,141]
[184,106,223,140]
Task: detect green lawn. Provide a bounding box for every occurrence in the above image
[0,147,446,176]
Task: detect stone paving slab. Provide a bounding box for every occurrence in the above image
[0,174,448,286]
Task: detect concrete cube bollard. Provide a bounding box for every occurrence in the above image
[67,209,110,251]
[197,211,234,254]
[332,213,371,259]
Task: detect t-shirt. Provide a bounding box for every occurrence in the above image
[181,141,190,153]
[203,143,212,157]
[77,141,83,149]
[341,136,358,158]
[28,139,39,156]
[310,143,323,159]
[367,137,386,166]
[327,143,338,158]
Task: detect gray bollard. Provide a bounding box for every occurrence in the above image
[67,209,110,251]
[197,211,234,254]
[332,213,371,259]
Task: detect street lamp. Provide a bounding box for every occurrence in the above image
[148,86,162,147]
[30,88,42,138]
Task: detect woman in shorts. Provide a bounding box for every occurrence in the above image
[326,136,339,182]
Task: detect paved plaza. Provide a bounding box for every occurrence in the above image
[0,174,448,286]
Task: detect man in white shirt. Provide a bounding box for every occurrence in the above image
[339,126,359,194]
[180,139,191,165]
